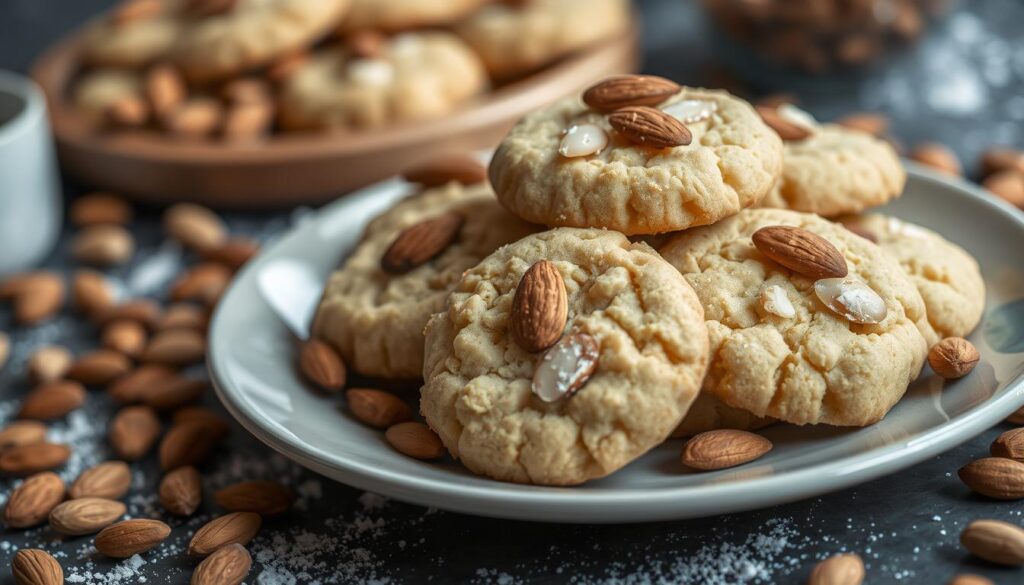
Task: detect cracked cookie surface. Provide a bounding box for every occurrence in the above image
[421,228,709,485]
[660,208,928,427]
[311,182,538,379]
[488,88,783,235]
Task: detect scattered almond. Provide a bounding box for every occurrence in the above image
[188,512,261,557]
[221,78,270,105]
[910,143,962,176]
[146,64,185,119]
[108,365,177,404]
[0,421,47,451]
[807,553,865,585]
[165,203,228,253]
[835,112,889,136]
[346,389,413,429]
[960,519,1024,566]
[402,154,487,187]
[992,428,1024,461]
[385,422,445,461]
[18,381,86,420]
[156,303,209,332]
[4,472,65,528]
[72,270,115,317]
[109,406,162,460]
[70,193,133,227]
[381,213,465,273]
[681,429,773,471]
[608,106,692,148]
[26,345,73,384]
[200,238,260,271]
[0,331,7,371]
[48,497,126,536]
[0,272,65,325]
[982,170,1024,208]
[165,98,223,140]
[170,263,231,305]
[102,320,148,358]
[947,574,994,585]
[72,225,135,266]
[958,457,1024,500]
[928,337,979,379]
[0,443,71,475]
[142,376,206,411]
[583,75,680,111]
[66,349,132,386]
[752,226,848,280]
[215,480,293,516]
[97,298,162,329]
[11,548,62,585]
[299,339,347,392]
[223,101,274,142]
[70,461,132,499]
[159,420,224,471]
[191,543,251,585]
[510,260,568,353]
[95,518,171,558]
[141,329,207,366]
[756,105,812,141]
[980,147,1024,177]
[159,465,202,516]
[172,406,230,429]
[107,95,150,128]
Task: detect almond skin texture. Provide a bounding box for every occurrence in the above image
[160,466,203,516]
[958,457,1024,500]
[756,105,812,141]
[109,405,162,460]
[1,272,65,325]
[583,75,680,111]
[98,299,163,329]
[102,320,148,358]
[299,339,347,392]
[4,472,65,528]
[170,263,231,305]
[910,143,962,176]
[808,553,865,585]
[11,548,63,585]
[991,427,1024,461]
[960,519,1024,566]
[71,225,135,266]
[215,481,293,516]
[681,430,773,471]
[402,154,487,187]
[346,389,413,429]
[983,170,1024,208]
[157,303,210,332]
[201,238,260,271]
[608,106,692,148]
[380,213,465,273]
[72,270,115,317]
[385,422,445,461]
[0,443,71,475]
[752,226,848,280]
[142,376,206,411]
[159,420,224,471]
[48,497,126,536]
[95,518,171,558]
[18,381,86,420]
[188,512,262,557]
[70,461,132,499]
[0,421,47,451]
[191,543,251,585]
[142,329,207,366]
[164,203,228,252]
[510,260,568,353]
[66,350,132,386]
[928,337,980,379]
[109,365,178,404]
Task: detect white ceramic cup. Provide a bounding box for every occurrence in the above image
[0,70,62,275]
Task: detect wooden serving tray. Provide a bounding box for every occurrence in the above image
[32,26,639,209]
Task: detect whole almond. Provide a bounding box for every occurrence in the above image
[346,389,413,429]
[107,95,150,128]
[142,329,207,366]
[756,105,813,141]
[960,519,1024,566]
[385,422,445,461]
[159,466,202,516]
[947,574,994,585]
[510,260,567,353]
[222,101,274,142]
[200,238,260,271]
[72,270,115,317]
[11,548,62,585]
[983,170,1024,208]
[681,429,773,471]
[929,337,979,379]
[165,98,223,140]
[173,406,230,429]
[109,365,178,404]
[958,457,1024,500]
[70,193,133,227]
[157,303,209,332]
[299,339,346,392]
[159,420,224,471]
[381,213,464,273]
[981,148,1024,177]
[402,154,487,187]
[109,406,162,460]
[993,427,1024,461]
[215,480,293,516]
[532,331,600,402]
[808,553,865,585]
[221,78,270,105]
[608,106,692,148]
[95,518,171,558]
[165,203,228,253]
[835,112,889,137]
[26,346,73,384]
[170,263,231,305]
[583,75,680,111]
[49,497,126,536]
[1,272,64,325]
[192,543,251,585]
[910,143,962,176]
[103,320,148,358]
[18,381,86,420]
[752,226,848,280]
[97,299,163,329]
[142,376,206,411]
[70,461,132,499]
[4,472,65,528]
[146,64,185,119]
[189,512,261,557]
[0,443,70,475]
[72,225,135,266]
[0,421,47,451]
[66,349,132,386]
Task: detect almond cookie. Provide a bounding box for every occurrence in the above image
[488,86,783,235]
[338,0,486,33]
[81,2,184,69]
[757,106,906,217]
[660,208,929,427]
[279,33,487,131]
[311,182,538,379]
[71,69,142,125]
[455,0,631,79]
[421,228,710,485]
[840,214,985,340]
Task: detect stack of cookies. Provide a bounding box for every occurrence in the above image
[68,0,631,140]
[311,74,986,486]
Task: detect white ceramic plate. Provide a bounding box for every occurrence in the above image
[209,163,1024,523]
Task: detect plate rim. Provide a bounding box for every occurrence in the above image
[208,163,1024,523]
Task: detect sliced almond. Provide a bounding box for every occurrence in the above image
[66,349,132,386]
[141,329,207,366]
[910,143,962,176]
[18,381,86,420]
[70,461,132,499]
[95,518,171,558]
[959,457,1024,500]
[608,106,692,148]
[159,420,224,471]
[72,225,135,266]
[102,320,148,358]
[146,64,186,119]
[960,519,1024,566]
[0,443,70,475]
[214,480,293,516]
[299,339,347,392]
[992,427,1024,461]
[170,263,232,305]
[72,270,116,318]
[49,497,126,536]
[510,260,568,353]
[4,472,65,528]
[108,365,177,404]
[26,345,73,385]
[142,376,206,411]
[756,105,812,141]
[558,123,609,158]
[752,226,848,280]
[582,75,680,111]
[380,213,464,273]
[928,337,980,379]
[814,278,888,325]
[346,389,413,429]
[0,421,47,451]
[11,549,63,585]
[109,405,161,461]
[200,238,260,272]
[188,512,261,557]
[402,154,487,187]
[0,272,65,325]
[159,465,202,516]
[192,543,251,585]
[70,193,133,227]
[532,331,600,402]
[681,429,773,471]
[384,422,445,461]
[164,203,228,253]
[808,553,865,585]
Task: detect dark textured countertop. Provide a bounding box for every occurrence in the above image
[1,1,1023,583]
